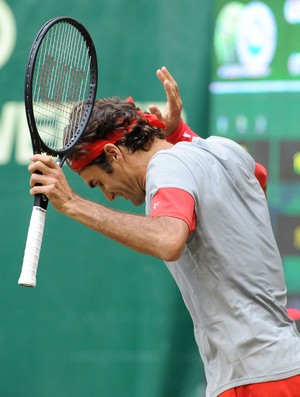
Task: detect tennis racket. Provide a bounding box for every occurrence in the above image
[18,17,98,287]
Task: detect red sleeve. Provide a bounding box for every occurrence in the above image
[150,187,196,233]
[287,308,300,321]
[166,119,199,144]
[254,163,268,193]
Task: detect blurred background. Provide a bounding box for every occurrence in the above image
[0,0,299,396]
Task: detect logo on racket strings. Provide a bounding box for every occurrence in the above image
[39,55,86,103]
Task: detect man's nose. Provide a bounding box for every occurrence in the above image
[102,187,115,202]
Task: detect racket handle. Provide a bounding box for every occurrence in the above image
[18,206,47,287]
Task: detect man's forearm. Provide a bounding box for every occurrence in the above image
[63,196,188,262]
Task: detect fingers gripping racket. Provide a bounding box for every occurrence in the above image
[18,17,98,287]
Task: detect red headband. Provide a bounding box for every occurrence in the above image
[70,97,166,172]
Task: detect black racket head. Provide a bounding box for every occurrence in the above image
[24,17,98,160]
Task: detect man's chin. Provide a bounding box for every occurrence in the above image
[131,197,145,206]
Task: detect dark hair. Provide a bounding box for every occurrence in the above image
[66,97,165,173]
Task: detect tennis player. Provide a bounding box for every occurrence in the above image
[28,67,300,397]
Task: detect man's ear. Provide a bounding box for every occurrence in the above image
[103,144,122,162]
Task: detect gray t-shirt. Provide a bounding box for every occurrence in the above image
[145,136,300,397]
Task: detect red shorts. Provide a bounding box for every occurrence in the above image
[219,374,300,397]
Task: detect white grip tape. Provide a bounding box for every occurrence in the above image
[18,206,47,287]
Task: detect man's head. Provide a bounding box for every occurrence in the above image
[67,97,166,174]
[66,97,167,206]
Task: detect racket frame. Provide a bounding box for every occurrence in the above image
[24,16,98,161]
[19,17,98,287]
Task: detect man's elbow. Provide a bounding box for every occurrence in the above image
[159,240,184,262]
[152,217,189,262]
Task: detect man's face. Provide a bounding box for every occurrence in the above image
[80,163,146,206]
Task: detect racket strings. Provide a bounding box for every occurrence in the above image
[32,21,92,151]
